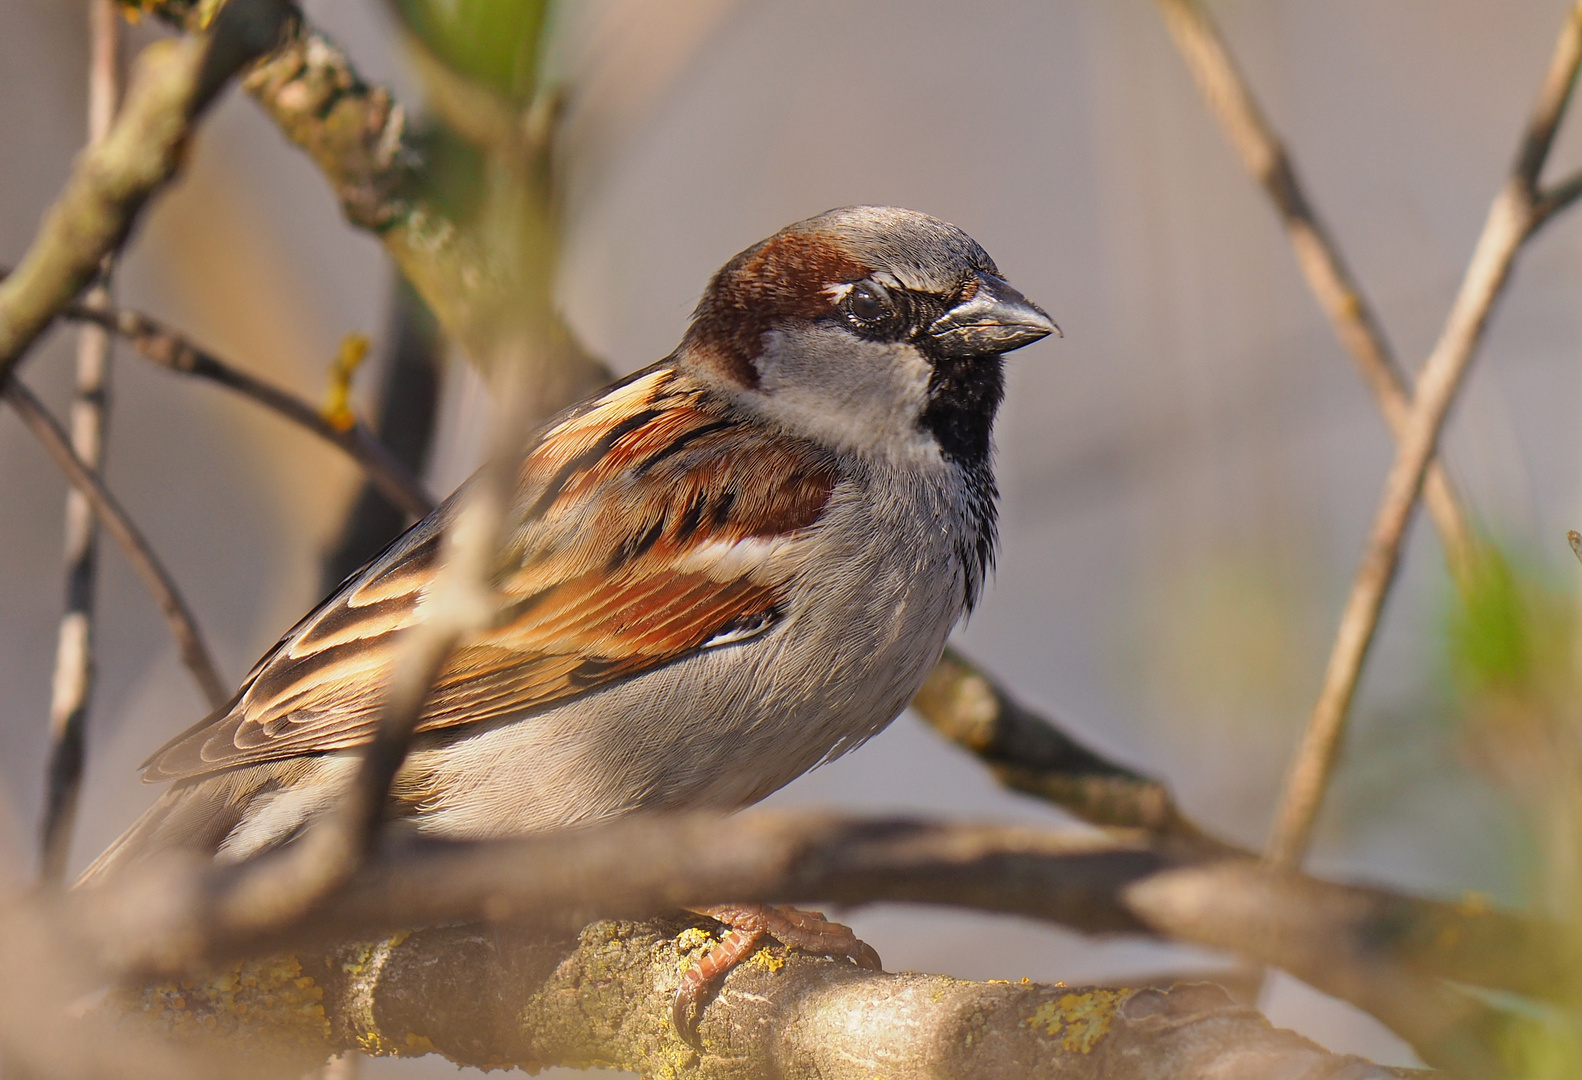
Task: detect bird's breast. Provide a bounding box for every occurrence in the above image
[406,460,988,838]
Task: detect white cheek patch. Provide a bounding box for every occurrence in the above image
[747,326,941,464]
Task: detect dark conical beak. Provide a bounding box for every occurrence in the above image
[925,273,1060,357]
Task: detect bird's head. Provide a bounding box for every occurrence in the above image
[681,206,1057,467]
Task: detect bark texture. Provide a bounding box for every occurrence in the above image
[112,918,1423,1079]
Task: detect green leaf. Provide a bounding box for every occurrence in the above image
[1446,541,1574,698]
[394,0,550,103]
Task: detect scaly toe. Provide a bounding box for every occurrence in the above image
[671,923,766,1049]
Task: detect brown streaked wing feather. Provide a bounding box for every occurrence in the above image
[141,367,838,782]
[416,571,778,729]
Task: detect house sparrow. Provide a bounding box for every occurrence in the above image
[82,205,1056,1040]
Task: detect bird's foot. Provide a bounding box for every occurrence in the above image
[671,903,882,1049]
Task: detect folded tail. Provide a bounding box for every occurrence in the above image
[73,756,340,889]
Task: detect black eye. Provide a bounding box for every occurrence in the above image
[842,280,900,333]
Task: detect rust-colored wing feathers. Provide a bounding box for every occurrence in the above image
[142,367,837,782]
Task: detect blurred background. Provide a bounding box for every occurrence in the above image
[7,0,1582,1072]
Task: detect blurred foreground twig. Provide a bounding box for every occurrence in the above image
[71,810,1557,1074]
[207,335,540,943]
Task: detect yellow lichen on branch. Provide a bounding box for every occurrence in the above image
[95,919,1404,1078]
[1026,987,1127,1054]
[109,955,330,1070]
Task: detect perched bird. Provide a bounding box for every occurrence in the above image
[81,205,1055,1038]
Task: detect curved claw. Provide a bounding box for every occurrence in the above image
[671,976,705,1051]
[850,939,883,970]
[671,924,766,1050]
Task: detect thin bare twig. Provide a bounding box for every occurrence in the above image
[207,625,465,933]
[41,0,124,885]
[1533,167,1582,226]
[63,303,435,518]
[4,380,227,709]
[1151,0,1475,582]
[1512,5,1582,192]
[1265,0,1582,870]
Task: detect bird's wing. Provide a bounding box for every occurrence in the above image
[142,367,839,782]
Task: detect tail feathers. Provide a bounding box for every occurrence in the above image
[74,774,247,889]
[73,755,354,889]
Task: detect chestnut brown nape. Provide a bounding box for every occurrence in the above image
[684,229,870,388]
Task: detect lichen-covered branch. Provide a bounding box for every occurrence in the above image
[0,0,295,382]
[110,918,1421,1079]
[913,648,1240,858]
